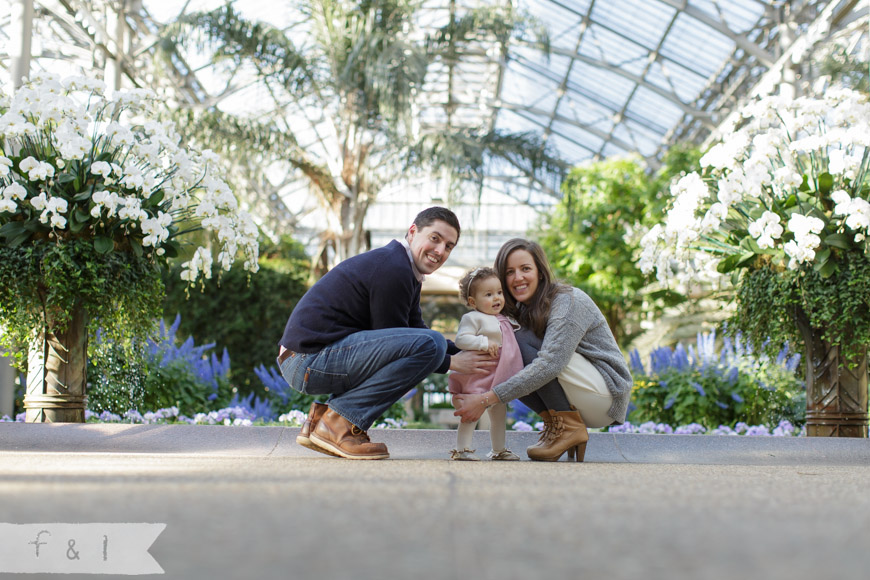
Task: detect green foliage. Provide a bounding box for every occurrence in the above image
[89,346,228,416]
[86,340,148,415]
[139,358,231,415]
[819,48,869,95]
[0,239,163,368]
[539,145,701,345]
[87,321,234,417]
[162,236,310,393]
[628,333,805,429]
[733,249,870,364]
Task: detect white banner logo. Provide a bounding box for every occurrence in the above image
[0,523,165,575]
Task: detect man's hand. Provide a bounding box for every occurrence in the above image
[449,350,497,375]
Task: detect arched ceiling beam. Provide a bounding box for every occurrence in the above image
[508,53,688,135]
[495,101,638,156]
[541,0,726,83]
[545,45,715,124]
[599,4,682,159]
[654,0,776,66]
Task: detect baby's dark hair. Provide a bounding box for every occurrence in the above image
[458,266,498,305]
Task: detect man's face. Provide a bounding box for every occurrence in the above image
[406,220,459,275]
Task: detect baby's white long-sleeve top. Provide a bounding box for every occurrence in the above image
[454,310,511,352]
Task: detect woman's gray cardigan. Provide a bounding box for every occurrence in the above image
[492,287,633,424]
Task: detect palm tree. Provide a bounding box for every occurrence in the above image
[160,0,565,269]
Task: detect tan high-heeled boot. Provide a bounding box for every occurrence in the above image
[525,410,555,456]
[527,407,588,462]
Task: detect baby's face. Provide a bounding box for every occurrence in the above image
[468,276,505,316]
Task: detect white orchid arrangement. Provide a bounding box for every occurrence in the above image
[0,72,259,282]
[638,88,870,285]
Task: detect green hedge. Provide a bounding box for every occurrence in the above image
[162,238,309,394]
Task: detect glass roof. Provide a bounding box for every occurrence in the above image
[0,0,853,221]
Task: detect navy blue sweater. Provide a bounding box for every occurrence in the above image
[279,240,456,373]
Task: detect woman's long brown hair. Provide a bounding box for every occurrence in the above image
[494,238,570,339]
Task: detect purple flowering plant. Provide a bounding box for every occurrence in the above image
[627,330,805,429]
[87,313,234,416]
[607,419,803,436]
[82,315,408,424]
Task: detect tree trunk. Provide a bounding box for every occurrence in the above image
[24,303,88,423]
[794,309,868,437]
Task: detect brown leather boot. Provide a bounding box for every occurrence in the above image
[296,401,339,457]
[310,409,390,460]
[525,410,555,456]
[526,407,588,462]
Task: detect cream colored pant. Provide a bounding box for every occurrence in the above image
[558,352,613,429]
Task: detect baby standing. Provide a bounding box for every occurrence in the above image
[448,267,524,460]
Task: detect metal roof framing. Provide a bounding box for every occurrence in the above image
[1,0,862,208]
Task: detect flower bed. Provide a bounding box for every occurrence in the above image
[606,419,802,436]
[627,330,805,429]
[3,407,807,436]
[0,406,407,429]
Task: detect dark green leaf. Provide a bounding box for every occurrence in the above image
[146,190,165,207]
[825,233,851,250]
[799,175,811,192]
[739,237,762,253]
[818,259,837,278]
[736,251,756,268]
[0,221,26,238]
[162,241,179,259]
[58,173,77,184]
[814,246,831,265]
[717,254,740,273]
[69,210,88,233]
[818,172,834,194]
[8,230,32,247]
[730,270,740,286]
[94,236,114,254]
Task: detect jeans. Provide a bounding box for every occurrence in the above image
[278,328,447,430]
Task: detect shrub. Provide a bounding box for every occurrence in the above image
[87,315,233,416]
[88,313,408,424]
[628,331,805,429]
[161,236,309,394]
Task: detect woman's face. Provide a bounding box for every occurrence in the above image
[504,249,540,305]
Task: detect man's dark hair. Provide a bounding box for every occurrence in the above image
[412,206,461,241]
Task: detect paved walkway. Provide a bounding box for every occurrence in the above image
[2,423,869,579]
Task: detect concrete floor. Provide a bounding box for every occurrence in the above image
[1,424,869,580]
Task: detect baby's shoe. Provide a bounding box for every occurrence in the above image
[449,448,480,461]
[488,448,520,461]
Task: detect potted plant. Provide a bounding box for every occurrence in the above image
[0,73,260,422]
[639,88,870,436]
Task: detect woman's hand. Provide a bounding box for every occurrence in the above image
[452,391,498,423]
[449,350,497,375]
